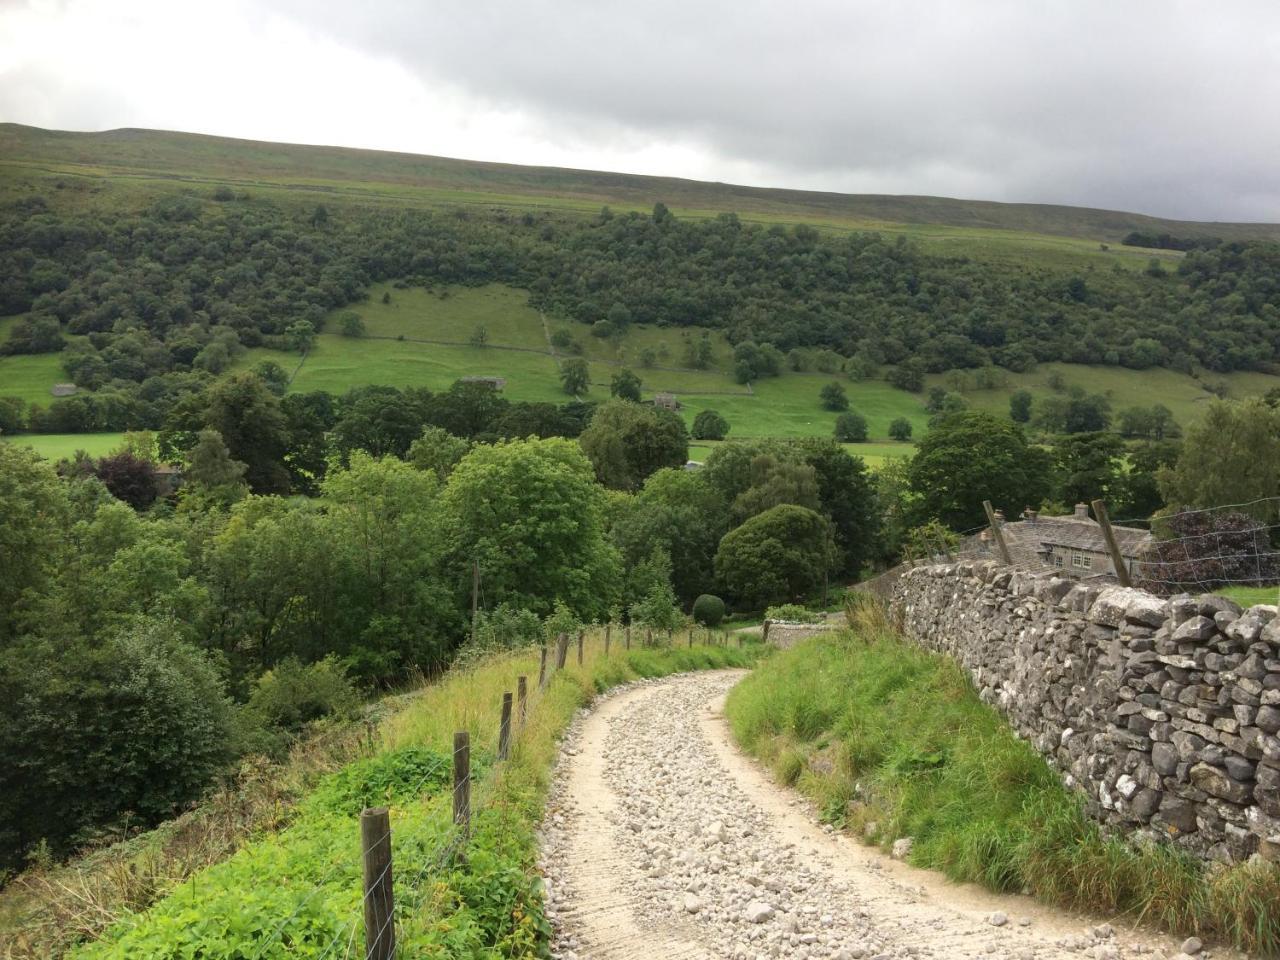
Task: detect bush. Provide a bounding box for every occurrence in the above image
[764,603,822,623]
[820,382,849,411]
[714,505,835,609]
[692,594,726,626]
[0,621,235,869]
[834,412,868,442]
[237,657,361,757]
[887,417,912,441]
[691,408,730,441]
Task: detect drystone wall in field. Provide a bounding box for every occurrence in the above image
[890,561,1280,864]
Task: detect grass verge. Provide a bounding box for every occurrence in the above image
[723,608,1280,956]
[60,632,757,958]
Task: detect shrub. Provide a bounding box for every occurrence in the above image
[764,603,822,623]
[692,594,726,626]
[820,382,849,411]
[834,412,868,442]
[691,408,730,441]
[714,504,835,609]
[0,621,235,869]
[887,417,912,441]
[237,657,361,757]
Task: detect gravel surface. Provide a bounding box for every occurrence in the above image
[538,671,1220,960]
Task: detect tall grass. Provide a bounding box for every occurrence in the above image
[725,617,1280,956]
[52,632,755,958]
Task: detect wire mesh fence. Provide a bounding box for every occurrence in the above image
[903,497,1280,605]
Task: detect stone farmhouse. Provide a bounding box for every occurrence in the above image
[974,503,1153,579]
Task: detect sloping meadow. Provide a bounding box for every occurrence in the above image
[725,619,1280,956]
[71,636,757,959]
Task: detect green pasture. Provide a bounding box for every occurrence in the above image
[0,432,125,460]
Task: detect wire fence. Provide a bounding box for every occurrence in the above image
[249,624,742,959]
[905,497,1280,604]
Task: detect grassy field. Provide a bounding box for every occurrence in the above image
[4,123,1277,246]
[7,280,1280,457]
[0,432,126,460]
[1219,584,1280,608]
[32,632,757,959]
[726,613,1280,954]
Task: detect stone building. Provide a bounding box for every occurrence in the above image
[973,503,1152,579]
[653,392,680,411]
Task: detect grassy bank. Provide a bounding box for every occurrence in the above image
[724,612,1280,955]
[57,632,755,958]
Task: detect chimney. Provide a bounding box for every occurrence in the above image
[1074,503,1090,520]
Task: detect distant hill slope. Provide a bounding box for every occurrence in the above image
[3,122,1278,242]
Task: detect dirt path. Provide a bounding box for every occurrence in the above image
[539,671,1207,960]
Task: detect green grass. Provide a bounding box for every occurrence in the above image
[1218,585,1280,608]
[71,631,758,959]
[0,351,71,408]
[5,123,1278,246]
[725,608,1280,955]
[0,432,125,459]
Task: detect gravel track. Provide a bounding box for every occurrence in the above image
[539,670,1216,960]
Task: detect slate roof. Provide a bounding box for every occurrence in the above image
[960,511,1152,569]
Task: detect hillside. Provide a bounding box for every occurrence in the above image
[3,123,1279,243]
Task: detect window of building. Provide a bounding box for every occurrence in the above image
[1053,554,1064,568]
[1071,552,1092,570]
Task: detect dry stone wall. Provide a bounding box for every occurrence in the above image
[890,561,1280,864]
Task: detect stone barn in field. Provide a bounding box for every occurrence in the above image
[653,392,680,411]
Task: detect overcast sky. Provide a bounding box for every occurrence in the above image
[2,0,1278,221]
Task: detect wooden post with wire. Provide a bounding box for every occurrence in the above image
[498,693,513,760]
[577,629,584,666]
[1091,499,1132,587]
[538,646,548,689]
[605,622,611,656]
[688,626,693,648]
[556,632,568,669]
[983,500,1013,566]
[452,731,470,837]
[516,675,527,728]
[360,807,396,960]
[625,624,631,649]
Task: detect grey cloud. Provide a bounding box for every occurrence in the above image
[264,0,1280,220]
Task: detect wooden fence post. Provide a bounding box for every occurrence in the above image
[361,807,396,960]
[737,632,742,649]
[625,624,631,650]
[452,731,470,837]
[498,693,513,761]
[688,626,693,648]
[516,675,527,728]
[605,622,611,656]
[1091,499,1132,587]
[983,500,1013,566]
[577,630,584,666]
[762,620,771,644]
[556,632,568,669]
[538,646,548,689]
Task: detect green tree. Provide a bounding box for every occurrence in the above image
[183,428,248,495]
[1051,431,1129,509]
[579,399,689,491]
[0,445,69,642]
[691,408,730,441]
[907,411,1050,529]
[610,368,642,402]
[339,312,366,337]
[685,334,714,370]
[560,358,590,395]
[441,438,620,620]
[204,374,292,493]
[1009,389,1033,423]
[0,621,235,868]
[692,594,726,626]
[820,381,849,411]
[834,412,868,442]
[714,505,835,609]
[1158,399,1280,518]
[732,454,821,521]
[888,417,913,441]
[285,319,316,353]
[888,358,926,392]
[407,426,470,481]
